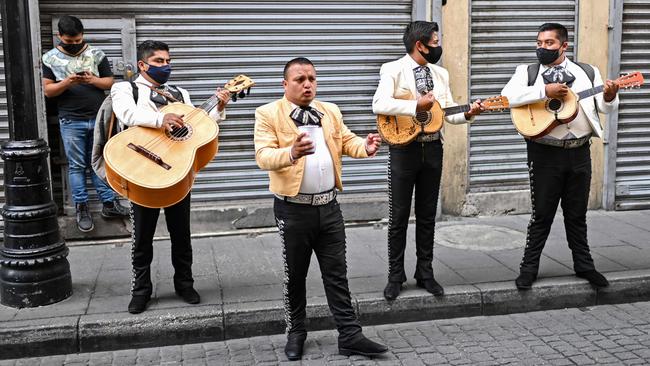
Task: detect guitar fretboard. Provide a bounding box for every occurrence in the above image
[577,85,605,100]
[198,94,221,113]
[443,104,471,116]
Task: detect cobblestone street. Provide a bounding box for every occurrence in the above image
[5,301,650,365]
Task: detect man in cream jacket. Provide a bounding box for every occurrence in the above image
[254,57,387,361]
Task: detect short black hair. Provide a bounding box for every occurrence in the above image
[283,57,314,79]
[538,23,568,44]
[58,15,84,37]
[403,21,439,53]
[137,40,170,62]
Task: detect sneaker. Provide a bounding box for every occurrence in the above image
[101,199,129,218]
[75,202,94,232]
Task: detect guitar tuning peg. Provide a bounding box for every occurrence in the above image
[232,94,238,102]
[246,87,251,96]
[239,90,246,99]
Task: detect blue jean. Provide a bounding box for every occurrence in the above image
[59,117,115,204]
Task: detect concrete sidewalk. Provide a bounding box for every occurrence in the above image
[2,209,650,359]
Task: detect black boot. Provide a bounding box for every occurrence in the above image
[176,287,201,304]
[515,272,537,290]
[339,335,388,357]
[383,281,402,301]
[284,334,306,361]
[416,278,444,296]
[128,295,150,314]
[576,270,609,288]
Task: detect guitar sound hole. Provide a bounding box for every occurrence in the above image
[166,125,193,141]
[414,111,431,126]
[547,99,562,111]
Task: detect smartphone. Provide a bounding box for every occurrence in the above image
[75,71,86,76]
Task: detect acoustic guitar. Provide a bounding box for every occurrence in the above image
[376,94,510,146]
[104,75,255,208]
[511,71,644,139]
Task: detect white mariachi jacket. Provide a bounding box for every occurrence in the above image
[501,59,619,139]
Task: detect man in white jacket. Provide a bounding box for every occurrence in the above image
[500,23,619,290]
[372,21,483,301]
[111,40,230,314]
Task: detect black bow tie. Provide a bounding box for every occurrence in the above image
[291,106,323,126]
[542,65,576,86]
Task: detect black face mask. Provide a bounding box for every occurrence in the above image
[60,41,86,55]
[419,44,443,64]
[536,47,561,65]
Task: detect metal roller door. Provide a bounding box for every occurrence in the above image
[614,0,650,210]
[468,0,577,192]
[39,0,413,204]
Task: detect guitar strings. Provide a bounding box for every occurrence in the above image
[140,93,220,150]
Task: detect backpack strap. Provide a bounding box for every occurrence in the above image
[573,61,598,111]
[129,80,139,103]
[527,63,541,86]
[574,61,595,86]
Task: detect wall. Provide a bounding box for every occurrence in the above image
[440,0,470,215]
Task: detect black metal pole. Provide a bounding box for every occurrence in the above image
[0,0,72,307]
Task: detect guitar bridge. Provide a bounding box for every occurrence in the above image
[127,143,172,170]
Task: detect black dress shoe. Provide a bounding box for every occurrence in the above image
[128,295,150,314]
[284,334,306,361]
[416,278,444,296]
[515,272,537,290]
[383,281,402,300]
[576,270,609,288]
[175,287,201,304]
[339,335,388,357]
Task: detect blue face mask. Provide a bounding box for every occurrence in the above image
[145,63,172,84]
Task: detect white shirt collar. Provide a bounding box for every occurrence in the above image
[405,54,428,70]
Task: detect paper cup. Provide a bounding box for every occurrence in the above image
[298,125,317,153]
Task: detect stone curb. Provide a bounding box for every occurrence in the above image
[2,269,650,359]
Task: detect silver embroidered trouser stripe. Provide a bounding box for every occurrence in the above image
[276,217,293,335]
[129,203,137,294]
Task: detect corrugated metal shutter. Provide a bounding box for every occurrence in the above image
[42,16,137,211]
[468,0,577,192]
[614,0,650,210]
[39,1,412,204]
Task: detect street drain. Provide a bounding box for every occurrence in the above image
[436,224,525,251]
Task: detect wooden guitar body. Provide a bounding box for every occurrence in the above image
[104,103,218,208]
[510,89,580,139]
[376,93,444,146]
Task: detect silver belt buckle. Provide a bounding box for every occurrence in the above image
[311,190,335,205]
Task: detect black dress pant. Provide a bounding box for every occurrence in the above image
[521,140,595,274]
[130,193,193,297]
[387,140,443,283]
[274,197,362,345]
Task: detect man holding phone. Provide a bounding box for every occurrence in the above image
[42,15,128,232]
